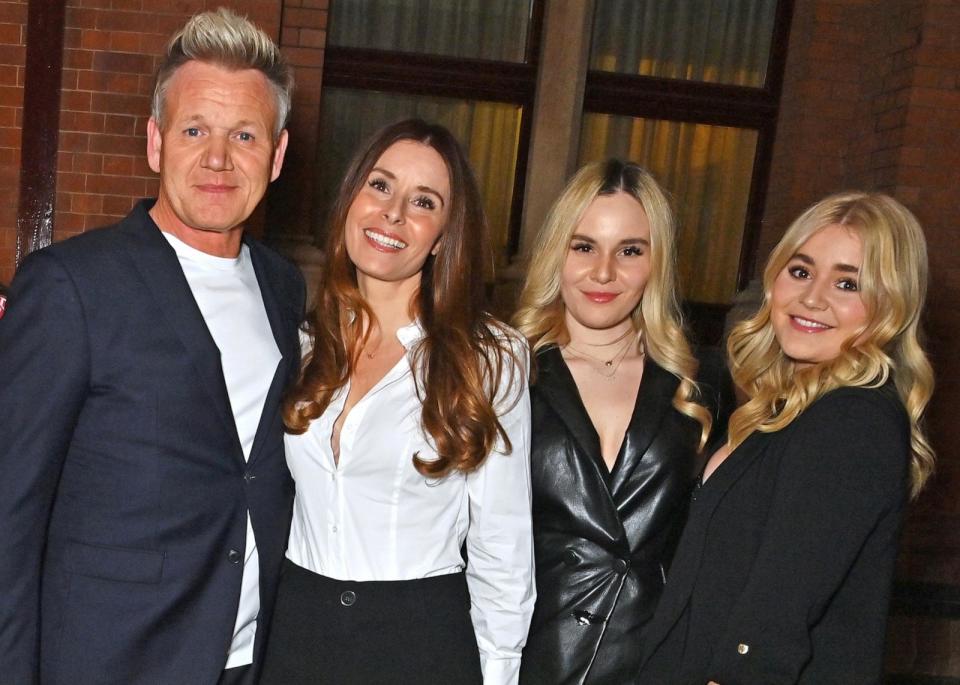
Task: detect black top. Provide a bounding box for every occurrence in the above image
[637,383,910,684]
[520,346,734,684]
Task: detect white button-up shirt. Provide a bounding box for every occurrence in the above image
[285,321,535,684]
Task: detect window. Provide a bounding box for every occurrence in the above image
[304,0,793,333]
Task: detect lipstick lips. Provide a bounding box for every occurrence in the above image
[789,314,833,333]
[363,228,407,252]
[582,291,619,303]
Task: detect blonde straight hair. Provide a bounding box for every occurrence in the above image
[726,191,935,497]
[514,159,711,448]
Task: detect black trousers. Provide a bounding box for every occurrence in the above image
[260,560,483,685]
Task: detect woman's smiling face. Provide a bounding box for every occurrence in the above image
[344,140,451,295]
[770,222,869,367]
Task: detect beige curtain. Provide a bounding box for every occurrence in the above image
[590,0,777,87]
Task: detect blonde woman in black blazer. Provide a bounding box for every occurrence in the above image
[514,160,731,684]
[638,192,935,684]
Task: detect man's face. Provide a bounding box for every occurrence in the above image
[147,60,288,253]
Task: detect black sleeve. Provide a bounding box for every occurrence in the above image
[0,251,90,684]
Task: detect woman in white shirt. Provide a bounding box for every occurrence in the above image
[260,119,535,685]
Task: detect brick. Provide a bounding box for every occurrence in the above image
[90,92,150,117]
[84,172,146,196]
[104,114,136,135]
[283,7,326,30]
[0,4,28,24]
[79,29,111,50]
[88,132,142,156]
[109,31,142,54]
[61,90,92,112]
[58,172,86,193]
[73,152,102,174]
[95,11,154,33]
[91,51,155,75]
[70,193,103,214]
[101,154,133,176]
[58,131,90,152]
[64,48,94,70]
[0,22,22,44]
[77,70,140,94]
[0,44,25,64]
[102,194,135,215]
[283,46,325,68]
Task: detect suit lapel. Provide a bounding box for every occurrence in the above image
[536,347,611,488]
[120,204,244,464]
[245,238,298,466]
[640,429,768,664]
[608,360,678,498]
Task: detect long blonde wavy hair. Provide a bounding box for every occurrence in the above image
[513,159,711,448]
[727,191,935,498]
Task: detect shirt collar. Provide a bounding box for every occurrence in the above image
[396,319,425,350]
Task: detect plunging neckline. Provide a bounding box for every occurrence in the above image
[330,350,409,464]
[558,351,645,476]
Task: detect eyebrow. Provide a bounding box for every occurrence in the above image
[570,233,650,247]
[178,115,265,131]
[369,166,446,208]
[793,252,860,273]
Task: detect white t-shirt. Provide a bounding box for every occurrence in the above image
[162,232,280,669]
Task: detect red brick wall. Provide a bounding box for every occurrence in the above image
[761,1,960,676]
[0,0,26,285]
[0,0,326,282]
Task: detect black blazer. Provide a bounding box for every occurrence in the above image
[520,347,733,684]
[637,384,910,684]
[0,201,305,685]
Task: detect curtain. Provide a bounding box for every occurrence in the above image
[590,0,777,87]
[329,0,531,62]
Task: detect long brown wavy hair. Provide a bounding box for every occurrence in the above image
[283,119,519,477]
[726,191,934,498]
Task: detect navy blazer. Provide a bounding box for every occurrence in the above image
[0,201,305,685]
[637,384,910,684]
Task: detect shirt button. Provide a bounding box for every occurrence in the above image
[340,590,356,607]
[331,525,338,533]
[227,549,242,564]
[737,643,750,655]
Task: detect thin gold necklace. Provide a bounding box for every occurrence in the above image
[564,333,640,380]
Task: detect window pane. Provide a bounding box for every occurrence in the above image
[579,114,758,304]
[328,0,533,62]
[314,88,522,266]
[589,0,777,87]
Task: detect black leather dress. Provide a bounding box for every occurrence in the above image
[519,346,732,684]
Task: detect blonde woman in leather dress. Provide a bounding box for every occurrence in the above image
[514,160,732,684]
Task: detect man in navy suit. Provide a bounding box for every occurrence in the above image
[0,9,304,684]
